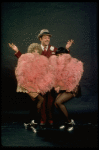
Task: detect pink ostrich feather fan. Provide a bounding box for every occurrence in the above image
[15,53,54,94]
[49,54,84,92]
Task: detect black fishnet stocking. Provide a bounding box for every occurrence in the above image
[55,92,73,123]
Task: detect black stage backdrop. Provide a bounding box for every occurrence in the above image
[1,2,98,120]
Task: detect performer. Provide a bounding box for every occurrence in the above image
[49,46,83,131]
[8,43,46,124]
[37,29,57,128]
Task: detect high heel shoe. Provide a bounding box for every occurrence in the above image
[59,119,75,131]
[67,119,75,131]
[24,120,38,133]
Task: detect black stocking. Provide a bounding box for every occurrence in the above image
[28,93,44,123]
[55,92,74,123]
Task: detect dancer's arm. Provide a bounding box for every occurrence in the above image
[8,43,22,58]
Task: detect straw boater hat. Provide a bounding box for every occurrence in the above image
[27,43,42,54]
[38,29,52,39]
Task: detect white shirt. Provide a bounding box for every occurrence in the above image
[41,45,48,51]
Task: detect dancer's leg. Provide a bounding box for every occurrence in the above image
[55,92,73,123]
[28,93,44,123]
[28,93,44,111]
[40,94,47,124]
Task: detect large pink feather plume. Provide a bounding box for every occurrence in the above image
[15,53,55,94]
[49,54,84,92]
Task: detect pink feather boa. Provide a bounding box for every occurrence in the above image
[15,53,55,95]
[49,54,84,92]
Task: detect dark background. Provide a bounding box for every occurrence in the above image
[1,2,98,123]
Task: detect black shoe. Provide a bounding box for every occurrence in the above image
[48,123,54,129]
[48,120,54,129]
[39,124,46,130]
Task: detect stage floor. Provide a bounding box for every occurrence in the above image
[1,112,98,148]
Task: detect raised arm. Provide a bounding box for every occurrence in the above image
[8,43,22,58]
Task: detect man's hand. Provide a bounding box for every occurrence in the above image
[8,43,19,53]
[65,39,75,50]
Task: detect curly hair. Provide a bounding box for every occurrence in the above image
[27,43,42,54]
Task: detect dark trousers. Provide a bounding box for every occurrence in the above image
[40,89,56,123]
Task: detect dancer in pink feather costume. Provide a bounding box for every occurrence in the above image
[49,46,84,131]
[15,43,56,116]
[9,43,54,126]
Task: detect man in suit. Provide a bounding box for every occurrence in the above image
[37,29,57,128]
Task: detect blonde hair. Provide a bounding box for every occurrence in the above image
[27,43,42,54]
